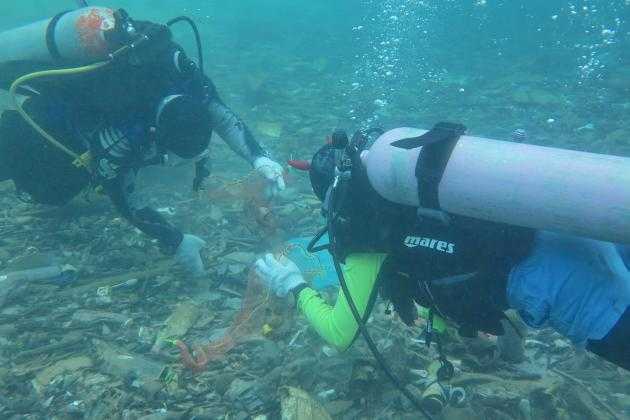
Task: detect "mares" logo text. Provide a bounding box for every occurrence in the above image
[403,236,455,254]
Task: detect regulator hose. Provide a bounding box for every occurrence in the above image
[8,12,202,172]
[167,16,204,73]
[309,178,434,420]
[9,61,110,169]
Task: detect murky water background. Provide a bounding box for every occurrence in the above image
[1,1,630,419]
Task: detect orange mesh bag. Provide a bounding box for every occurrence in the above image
[176,272,272,372]
[206,171,280,233]
[176,243,318,372]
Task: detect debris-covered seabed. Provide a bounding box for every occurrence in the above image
[2,44,630,419]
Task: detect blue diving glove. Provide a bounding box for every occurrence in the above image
[175,234,207,277]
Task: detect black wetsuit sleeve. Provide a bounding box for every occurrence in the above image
[103,170,183,252]
[205,79,266,164]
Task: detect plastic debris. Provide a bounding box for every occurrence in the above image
[497,311,527,363]
[32,356,93,394]
[94,339,166,396]
[71,309,131,326]
[279,386,332,420]
[284,234,339,290]
[0,264,77,285]
[152,300,201,353]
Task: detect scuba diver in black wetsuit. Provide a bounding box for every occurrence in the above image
[252,125,630,413]
[0,8,285,276]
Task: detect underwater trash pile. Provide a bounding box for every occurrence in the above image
[2,1,630,418]
[175,275,271,373]
[0,178,629,418]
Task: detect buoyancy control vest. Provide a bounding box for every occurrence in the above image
[0,96,91,205]
[377,212,535,336]
[327,128,536,336]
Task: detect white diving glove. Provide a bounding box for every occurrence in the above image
[174,234,207,277]
[253,156,286,197]
[254,254,306,297]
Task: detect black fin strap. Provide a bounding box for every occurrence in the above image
[46,11,71,62]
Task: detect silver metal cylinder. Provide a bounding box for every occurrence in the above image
[0,7,116,66]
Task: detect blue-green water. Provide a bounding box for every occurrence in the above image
[1,1,630,419]
[2,1,629,154]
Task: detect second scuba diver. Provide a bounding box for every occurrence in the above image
[0,9,285,276]
[254,125,630,376]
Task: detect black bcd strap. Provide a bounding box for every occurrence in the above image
[46,11,71,62]
[391,122,466,211]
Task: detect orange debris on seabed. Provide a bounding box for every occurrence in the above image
[206,171,284,233]
[176,273,272,372]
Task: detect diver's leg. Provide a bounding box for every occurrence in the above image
[0,100,89,205]
[616,244,630,270]
[586,308,630,371]
[583,239,630,301]
[508,232,628,351]
[588,240,630,279]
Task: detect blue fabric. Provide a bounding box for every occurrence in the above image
[507,232,629,347]
[286,234,339,291]
[616,244,630,270]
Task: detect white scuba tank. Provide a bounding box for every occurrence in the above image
[361,127,630,244]
[0,7,118,65]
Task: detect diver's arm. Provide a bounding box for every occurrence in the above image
[205,79,266,164]
[103,170,183,252]
[295,254,387,351]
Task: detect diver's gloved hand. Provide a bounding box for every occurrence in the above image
[174,234,207,277]
[254,254,306,297]
[253,156,286,197]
